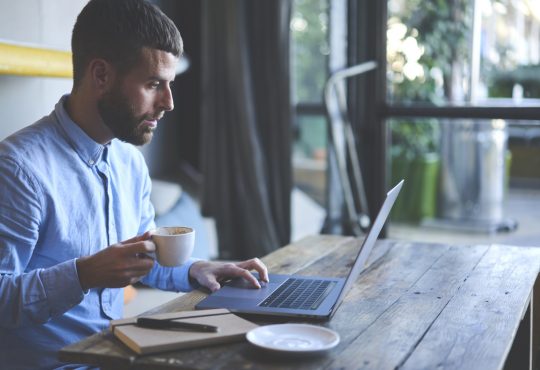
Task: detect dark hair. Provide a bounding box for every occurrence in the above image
[71,0,183,86]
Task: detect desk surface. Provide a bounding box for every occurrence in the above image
[59,235,540,369]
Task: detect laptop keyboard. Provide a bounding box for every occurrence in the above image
[258,278,334,310]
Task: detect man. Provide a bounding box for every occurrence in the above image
[0,1,268,369]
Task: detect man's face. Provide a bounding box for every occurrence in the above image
[97,47,178,146]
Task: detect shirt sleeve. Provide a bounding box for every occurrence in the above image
[0,158,85,329]
[140,258,201,292]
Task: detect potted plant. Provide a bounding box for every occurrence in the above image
[390,119,440,223]
[386,0,470,223]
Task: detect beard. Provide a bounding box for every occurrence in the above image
[97,87,155,146]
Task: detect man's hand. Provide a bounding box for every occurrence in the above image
[189,258,269,292]
[76,232,155,291]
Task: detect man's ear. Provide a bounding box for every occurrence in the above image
[88,59,115,95]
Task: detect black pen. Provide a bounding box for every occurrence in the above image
[136,317,219,333]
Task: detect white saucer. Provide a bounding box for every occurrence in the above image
[246,324,340,354]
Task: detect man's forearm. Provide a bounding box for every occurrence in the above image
[0,260,84,329]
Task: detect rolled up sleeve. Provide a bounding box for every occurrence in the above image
[140,258,201,292]
[0,158,85,328]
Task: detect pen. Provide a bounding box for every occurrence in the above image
[136,317,219,333]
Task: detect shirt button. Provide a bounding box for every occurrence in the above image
[88,159,95,165]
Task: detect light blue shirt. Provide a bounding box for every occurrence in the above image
[0,95,198,370]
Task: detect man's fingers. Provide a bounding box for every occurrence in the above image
[121,240,156,255]
[200,275,221,292]
[77,243,155,290]
[220,264,261,289]
[188,259,270,293]
[130,255,155,270]
[119,231,152,245]
[236,258,269,283]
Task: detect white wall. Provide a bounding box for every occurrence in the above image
[0,0,87,140]
[0,0,173,176]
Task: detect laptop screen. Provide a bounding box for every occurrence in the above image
[333,180,403,309]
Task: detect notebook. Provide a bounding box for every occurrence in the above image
[110,308,258,355]
[196,180,404,320]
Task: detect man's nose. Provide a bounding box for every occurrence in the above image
[160,85,174,112]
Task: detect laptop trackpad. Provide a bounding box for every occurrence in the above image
[214,278,275,299]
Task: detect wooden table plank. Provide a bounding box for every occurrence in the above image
[58,238,540,370]
[325,242,452,345]
[218,241,455,370]
[59,239,435,369]
[326,243,489,370]
[297,238,394,279]
[260,234,356,273]
[137,237,393,370]
[58,331,136,368]
[532,277,540,369]
[59,235,356,368]
[399,244,540,370]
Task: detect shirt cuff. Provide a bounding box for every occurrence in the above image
[40,259,85,317]
[173,258,202,292]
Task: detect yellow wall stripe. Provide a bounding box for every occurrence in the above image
[0,42,72,78]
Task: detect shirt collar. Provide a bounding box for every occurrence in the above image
[55,94,108,167]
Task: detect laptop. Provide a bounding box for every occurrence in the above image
[196,180,404,320]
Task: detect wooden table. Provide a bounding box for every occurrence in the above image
[59,235,540,369]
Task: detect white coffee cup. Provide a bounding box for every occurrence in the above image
[151,226,195,267]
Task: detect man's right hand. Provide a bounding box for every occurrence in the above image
[76,232,155,291]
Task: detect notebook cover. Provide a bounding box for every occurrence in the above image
[110,308,258,355]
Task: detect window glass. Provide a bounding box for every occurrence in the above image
[293,114,327,205]
[387,0,540,105]
[293,114,327,161]
[388,117,540,247]
[291,0,330,208]
[291,0,330,104]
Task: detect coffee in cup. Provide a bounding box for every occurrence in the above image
[151,226,195,266]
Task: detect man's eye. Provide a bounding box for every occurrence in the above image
[149,82,160,89]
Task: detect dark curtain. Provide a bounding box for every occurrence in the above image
[199,0,292,259]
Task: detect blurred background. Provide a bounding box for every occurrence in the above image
[1,0,540,314]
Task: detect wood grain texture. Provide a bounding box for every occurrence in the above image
[58,331,135,368]
[58,238,540,370]
[532,278,540,370]
[327,244,489,370]
[399,244,540,370]
[58,235,353,368]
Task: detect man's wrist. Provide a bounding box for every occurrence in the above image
[188,260,202,285]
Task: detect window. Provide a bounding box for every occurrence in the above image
[388,0,540,105]
[290,0,540,244]
[386,0,540,245]
[291,0,330,206]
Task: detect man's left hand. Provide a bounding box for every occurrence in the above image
[189,258,269,292]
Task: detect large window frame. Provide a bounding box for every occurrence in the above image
[348,0,540,230]
[293,0,540,236]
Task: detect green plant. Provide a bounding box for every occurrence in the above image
[390,119,440,160]
[387,0,471,158]
[388,0,472,103]
[389,119,441,223]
